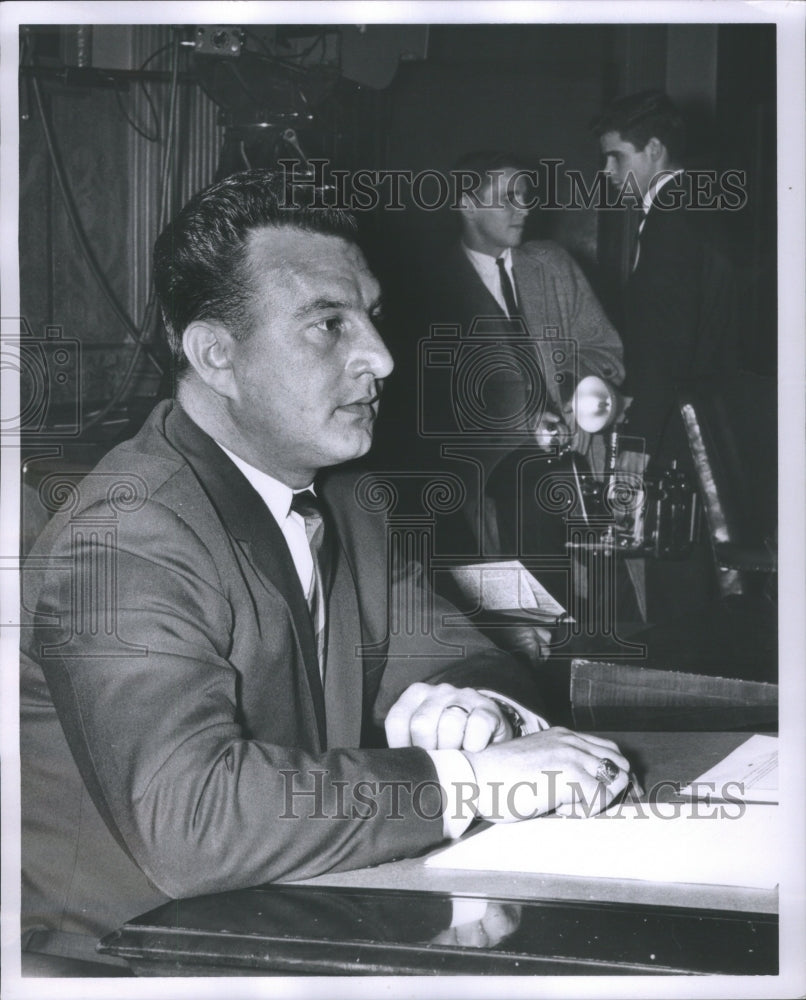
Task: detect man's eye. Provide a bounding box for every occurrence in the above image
[315,317,345,334]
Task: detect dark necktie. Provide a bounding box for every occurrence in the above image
[631,206,647,273]
[496,256,519,317]
[290,490,333,676]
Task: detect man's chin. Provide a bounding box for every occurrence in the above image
[322,428,375,467]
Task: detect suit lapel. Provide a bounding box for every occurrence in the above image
[319,480,364,748]
[164,403,327,747]
[511,247,560,406]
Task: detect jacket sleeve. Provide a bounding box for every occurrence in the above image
[538,243,626,387]
[322,471,548,725]
[30,497,447,901]
[371,553,548,723]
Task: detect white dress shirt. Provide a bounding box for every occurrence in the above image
[218,443,315,596]
[462,243,517,315]
[642,166,685,215]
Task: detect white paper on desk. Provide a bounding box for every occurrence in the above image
[679,734,778,804]
[426,802,780,889]
[450,560,569,621]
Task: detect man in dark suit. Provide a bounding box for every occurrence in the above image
[427,151,624,457]
[414,151,625,581]
[592,91,738,474]
[20,170,629,971]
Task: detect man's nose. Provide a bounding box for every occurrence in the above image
[352,318,394,380]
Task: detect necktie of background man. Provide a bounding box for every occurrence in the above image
[496,256,519,317]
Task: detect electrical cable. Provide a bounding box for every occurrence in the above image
[116,39,176,143]
[29,70,165,375]
[80,30,183,430]
[223,57,267,109]
[297,32,328,62]
[240,28,323,75]
[24,30,186,430]
[113,71,160,141]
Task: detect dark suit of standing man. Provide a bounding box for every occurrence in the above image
[20,170,630,972]
[592,91,737,474]
[427,152,624,453]
[418,151,624,567]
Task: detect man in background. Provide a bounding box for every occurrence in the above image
[413,149,626,595]
[592,90,738,474]
[432,150,624,456]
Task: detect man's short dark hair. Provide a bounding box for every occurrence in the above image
[590,90,686,162]
[451,149,529,196]
[153,169,357,373]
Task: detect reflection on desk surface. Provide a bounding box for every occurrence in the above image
[99,883,777,977]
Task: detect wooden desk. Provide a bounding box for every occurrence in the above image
[98,732,778,976]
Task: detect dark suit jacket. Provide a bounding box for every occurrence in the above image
[623,182,738,468]
[413,240,624,556]
[429,241,624,423]
[21,401,542,961]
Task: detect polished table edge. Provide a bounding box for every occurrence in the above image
[98,884,777,977]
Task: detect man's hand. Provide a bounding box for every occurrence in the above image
[465,727,630,820]
[534,410,571,451]
[385,682,515,752]
[495,625,553,662]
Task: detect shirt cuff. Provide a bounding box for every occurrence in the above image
[426,749,479,840]
[426,694,549,840]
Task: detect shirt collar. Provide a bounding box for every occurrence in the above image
[462,243,512,271]
[216,442,313,523]
[643,168,684,213]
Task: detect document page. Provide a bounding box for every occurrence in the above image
[679,734,778,804]
[450,560,569,621]
[426,801,779,889]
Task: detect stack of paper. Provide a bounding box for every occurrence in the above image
[679,734,778,804]
[449,560,570,622]
[426,800,779,889]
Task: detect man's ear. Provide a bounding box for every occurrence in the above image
[646,136,666,163]
[182,320,237,398]
[458,192,476,215]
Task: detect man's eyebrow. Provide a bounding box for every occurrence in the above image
[292,297,351,319]
[293,294,384,319]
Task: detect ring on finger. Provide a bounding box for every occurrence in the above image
[595,757,620,786]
